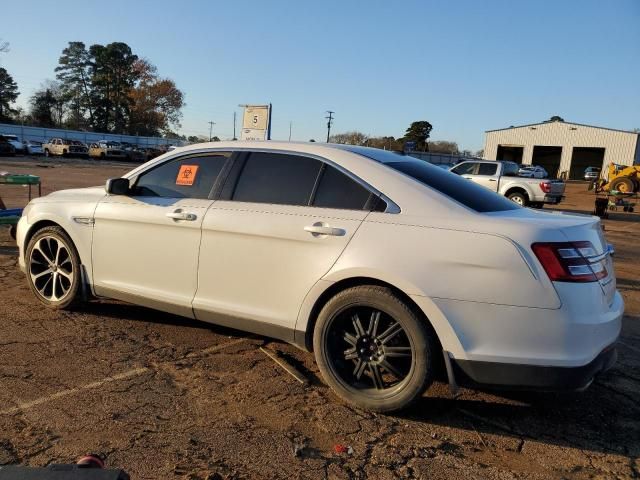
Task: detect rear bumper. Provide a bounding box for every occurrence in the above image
[543,194,563,204]
[451,344,617,391]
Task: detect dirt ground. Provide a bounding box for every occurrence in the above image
[0,156,638,479]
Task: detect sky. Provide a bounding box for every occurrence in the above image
[1,0,638,151]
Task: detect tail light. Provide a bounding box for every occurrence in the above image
[539,182,551,193]
[531,241,607,282]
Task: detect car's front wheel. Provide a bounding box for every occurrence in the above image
[25,226,81,309]
[313,286,436,412]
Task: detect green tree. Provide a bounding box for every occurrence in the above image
[28,81,66,127]
[403,121,433,151]
[546,115,564,122]
[89,42,139,133]
[187,135,209,143]
[0,67,19,122]
[164,130,186,140]
[29,88,57,127]
[55,41,94,129]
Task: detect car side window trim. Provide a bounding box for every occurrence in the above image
[220,149,399,213]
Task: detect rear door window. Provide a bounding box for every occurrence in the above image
[231,152,322,206]
[502,162,519,176]
[133,153,230,199]
[312,165,372,210]
[477,163,498,176]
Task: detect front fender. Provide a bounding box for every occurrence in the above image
[19,206,96,286]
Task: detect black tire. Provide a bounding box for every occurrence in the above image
[507,191,528,206]
[610,177,634,194]
[44,149,50,158]
[25,226,82,310]
[313,285,436,412]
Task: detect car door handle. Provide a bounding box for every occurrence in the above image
[166,210,197,221]
[304,222,346,237]
[488,179,497,182]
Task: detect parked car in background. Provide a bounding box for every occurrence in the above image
[88,141,127,159]
[16,142,622,412]
[24,140,44,155]
[450,160,565,207]
[2,135,25,154]
[139,147,163,161]
[120,142,146,162]
[585,167,601,181]
[0,136,16,156]
[43,138,89,157]
[518,165,548,178]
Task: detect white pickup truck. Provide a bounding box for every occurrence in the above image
[450,160,565,207]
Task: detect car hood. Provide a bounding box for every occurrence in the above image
[32,186,106,204]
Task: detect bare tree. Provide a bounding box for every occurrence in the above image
[329,131,369,145]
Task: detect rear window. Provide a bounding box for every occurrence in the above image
[333,145,521,212]
[502,162,519,176]
[387,161,519,212]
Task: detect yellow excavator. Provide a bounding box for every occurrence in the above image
[596,163,640,194]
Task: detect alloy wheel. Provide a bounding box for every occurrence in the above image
[29,236,74,302]
[326,307,414,394]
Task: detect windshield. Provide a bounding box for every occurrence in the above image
[337,146,520,212]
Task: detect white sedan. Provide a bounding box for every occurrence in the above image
[16,142,623,412]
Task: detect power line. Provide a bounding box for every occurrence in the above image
[208,121,216,141]
[325,111,334,143]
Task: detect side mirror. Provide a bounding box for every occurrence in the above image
[105,178,130,195]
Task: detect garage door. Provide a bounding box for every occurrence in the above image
[569,147,605,180]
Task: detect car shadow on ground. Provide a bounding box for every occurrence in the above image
[397,377,638,457]
[77,300,258,340]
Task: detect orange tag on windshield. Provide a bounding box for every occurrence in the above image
[176,165,198,185]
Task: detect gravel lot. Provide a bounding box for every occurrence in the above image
[0,156,639,479]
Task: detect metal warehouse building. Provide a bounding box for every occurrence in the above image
[484,121,640,179]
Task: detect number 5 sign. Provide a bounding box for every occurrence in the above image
[239,104,272,141]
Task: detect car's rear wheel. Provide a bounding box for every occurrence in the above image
[313,286,436,412]
[508,191,528,206]
[44,149,50,158]
[25,226,81,310]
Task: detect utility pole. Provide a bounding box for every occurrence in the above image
[233,112,237,140]
[208,121,215,141]
[289,121,292,141]
[325,111,334,143]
